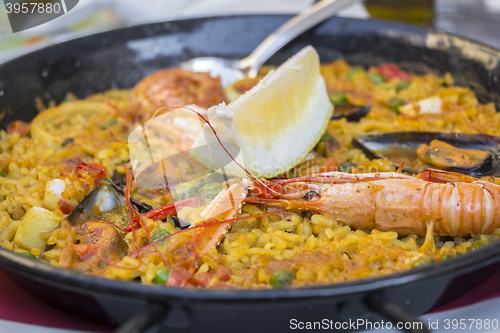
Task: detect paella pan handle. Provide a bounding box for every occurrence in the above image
[366,295,430,333]
[116,302,170,333]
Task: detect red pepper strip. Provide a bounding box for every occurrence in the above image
[76,162,107,178]
[124,217,140,233]
[376,63,411,82]
[77,162,108,186]
[76,162,92,171]
[143,197,202,221]
[125,197,202,232]
[58,200,75,214]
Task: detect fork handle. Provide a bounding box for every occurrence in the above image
[239,0,360,78]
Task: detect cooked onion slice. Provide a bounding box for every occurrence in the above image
[31,101,117,144]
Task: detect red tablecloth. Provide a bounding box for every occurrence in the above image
[0,266,499,332]
[0,269,111,332]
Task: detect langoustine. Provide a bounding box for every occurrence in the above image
[180,168,500,262]
[56,168,500,282]
[242,170,500,237]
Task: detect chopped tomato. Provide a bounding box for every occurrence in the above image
[73,244,94,261]
[376,64,411,82]
[215,265,232,281]
[190,272,212,287]
[6,120,30,137]
[324,157,339,172]
[166,267,192,287]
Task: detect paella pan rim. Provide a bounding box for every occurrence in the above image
[0,229,498,302]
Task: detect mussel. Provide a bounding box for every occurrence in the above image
[352,132,500,176]
[331,105,370,122]
[66,180,152,227]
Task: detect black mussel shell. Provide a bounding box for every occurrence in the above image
[331,105,370,122]
[111,169,127,188]
[352,132,500,177]
[110,183,153,212]
[66,180,152,226]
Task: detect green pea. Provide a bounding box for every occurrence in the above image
[200,183,224,200]
[203,173,225,184]
[396,81,410,92]
[338,161,357,174]
[173,183,197,201]
[101,118,118,130]
[386,98,405,114]
[319,134,335,142]
[152,229,171,242]
[440,252,455,261]
[19,251,36,260]
[315,142,327,157]
[152,267,170,284]
[369,73,385,84]
[270,269,295,288]
[472,240,488,251]
[412,256,435,269]
[347,66,364,81]
[329,92,348,105]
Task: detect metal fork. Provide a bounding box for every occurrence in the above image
[180,0,358,86]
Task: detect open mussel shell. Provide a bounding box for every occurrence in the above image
[352,132,500,177]
[331,105,370,122]
[66,180,152,226]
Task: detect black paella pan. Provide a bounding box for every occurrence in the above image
[1,15,500,333]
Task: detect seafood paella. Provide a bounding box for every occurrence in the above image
[1,46,500,289]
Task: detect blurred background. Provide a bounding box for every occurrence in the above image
[1,0,500,64]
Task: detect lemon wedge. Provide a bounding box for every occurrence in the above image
[191,46,333,178]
